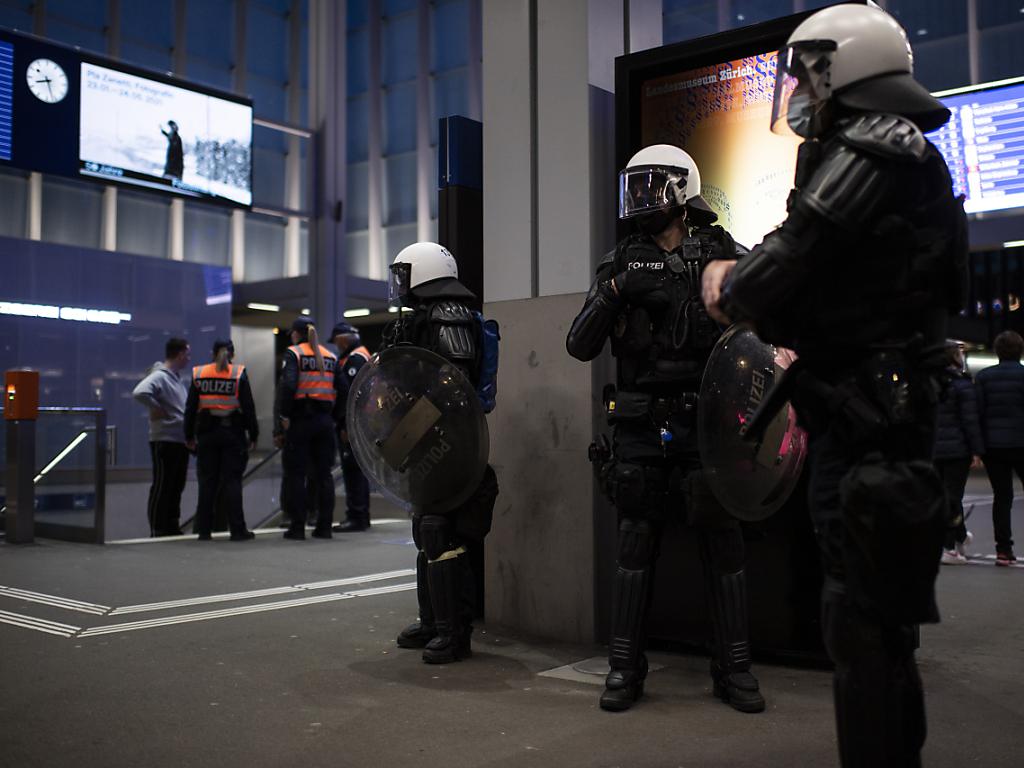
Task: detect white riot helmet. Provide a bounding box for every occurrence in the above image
[389,241,460,305]
[618,144,716,231]
[772,3,948,138]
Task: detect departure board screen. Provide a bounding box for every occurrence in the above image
[928,78,1024,216]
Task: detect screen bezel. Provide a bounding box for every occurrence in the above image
[0,25,254,210]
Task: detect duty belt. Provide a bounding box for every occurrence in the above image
[607,389,698,426]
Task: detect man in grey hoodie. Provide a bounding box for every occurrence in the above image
[133,338,192,536]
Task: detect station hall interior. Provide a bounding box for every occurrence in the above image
[1,1,1023,766]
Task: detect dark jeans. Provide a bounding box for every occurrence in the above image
[147,441,189,536]
[339,438,370,524]
[282,412,336,532]
[982,447,1024,551]
[194,426,249,537]
[935,457,971,550]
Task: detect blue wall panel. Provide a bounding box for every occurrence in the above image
[0,236,231,466]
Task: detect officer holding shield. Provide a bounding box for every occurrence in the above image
[566,145,764,713]
[702,6,967,765]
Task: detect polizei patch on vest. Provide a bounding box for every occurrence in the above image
[627,261,664,270]
[300,357,336,371]
[196,379,238,394]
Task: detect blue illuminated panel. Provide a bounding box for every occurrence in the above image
[928,79,1024,215]
[0,40,12,161]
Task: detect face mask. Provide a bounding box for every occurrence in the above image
[786,92,815,138]
[636,209,677,237]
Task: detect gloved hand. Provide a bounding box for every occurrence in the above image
[613,269,663,302]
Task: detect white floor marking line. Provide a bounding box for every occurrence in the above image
[77,583,416,637]
[0,586,110,613]
[295,568,415,590]
[111,586,304,615]
[0,610,80,637]
[110,568,417,615]
[108,519,408,545]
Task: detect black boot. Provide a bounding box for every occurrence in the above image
[422,555,471,664]
[333,518,370,533]
[600,561,651,712]
[707,568,765,713]
[397,552,437,648]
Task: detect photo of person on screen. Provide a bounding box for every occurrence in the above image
[161,120,184,179]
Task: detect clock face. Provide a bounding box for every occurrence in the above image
[26,58,68,104]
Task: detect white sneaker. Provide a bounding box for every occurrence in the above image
[941,549,967,565]
[956,531,973,557]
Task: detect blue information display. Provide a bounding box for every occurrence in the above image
[0,40,12,161]
[928,78,1024,216]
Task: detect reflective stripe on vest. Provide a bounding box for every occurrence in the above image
[339,345,371,372]
[193,363,244,411]
[288,343,338,402]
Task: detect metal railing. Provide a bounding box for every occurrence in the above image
[1,407,110,544]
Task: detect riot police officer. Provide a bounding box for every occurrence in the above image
[330,321,373,533]
[385,241,500,664]
[567,145,764,713]
[275,318,342,540]
[702,5,967,766]
[185,339,258,541]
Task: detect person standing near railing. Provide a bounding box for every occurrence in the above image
[185,339,259,541]
[329,321,373,533]
[275,318,342,540]
[133,337,191,537]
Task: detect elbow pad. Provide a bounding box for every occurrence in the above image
[430,302,478,363]
[566,280,620,361]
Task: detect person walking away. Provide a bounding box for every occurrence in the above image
[934,341,984,564]
[976,330,1024,566]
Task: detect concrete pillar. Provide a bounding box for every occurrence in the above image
[308,0,347,335]
[230,209,246,281]
[481,0,640,644]
[169,198,185,261]
[101,186,117,251]
[27,172,41,241]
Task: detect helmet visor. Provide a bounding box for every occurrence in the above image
[771,40,837,138]
[618,165,688,219]
[388,262,412,306]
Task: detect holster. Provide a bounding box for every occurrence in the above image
[839,452,945,625]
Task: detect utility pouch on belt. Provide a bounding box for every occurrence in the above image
[839,453,944,625]
[607,391,651,425]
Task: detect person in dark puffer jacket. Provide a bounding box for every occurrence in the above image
[975,330,1024,565]
[934,341,984,564]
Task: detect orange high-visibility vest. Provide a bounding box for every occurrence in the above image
[339,345,371,372]
[288,343,338,402]
[193,363,244,411]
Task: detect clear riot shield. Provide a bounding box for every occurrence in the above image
[698,324,807,522]
[346,346,489,514]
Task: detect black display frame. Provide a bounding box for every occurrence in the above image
[0,25,254,209]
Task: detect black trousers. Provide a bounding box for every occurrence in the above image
[935,456,971,550]
[194,425,249,537]
[282,411,336,532]
[806,421,940,768]
[147,441,189,537]
[982,447,1024,551]
[339,436,370,524]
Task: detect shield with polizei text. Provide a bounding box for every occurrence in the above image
[698,324,807,522]
[346,345,489,514]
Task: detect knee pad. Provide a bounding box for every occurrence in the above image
[420,515,455,561]
[618,518,658,570]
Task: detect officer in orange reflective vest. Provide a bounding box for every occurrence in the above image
[329,321,373,532]
[275,317,342,539]
[185,339,259,541]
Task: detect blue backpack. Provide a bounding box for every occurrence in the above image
[473,311,500,413]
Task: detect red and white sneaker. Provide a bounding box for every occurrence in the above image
[996,549,1017,567]
[956,531,973,557]
[941,549,967,565]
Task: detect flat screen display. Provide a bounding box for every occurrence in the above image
[927,78,1024,216]
[79,62,252,205]
[640,51,800,248]
[0,26,252,207]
